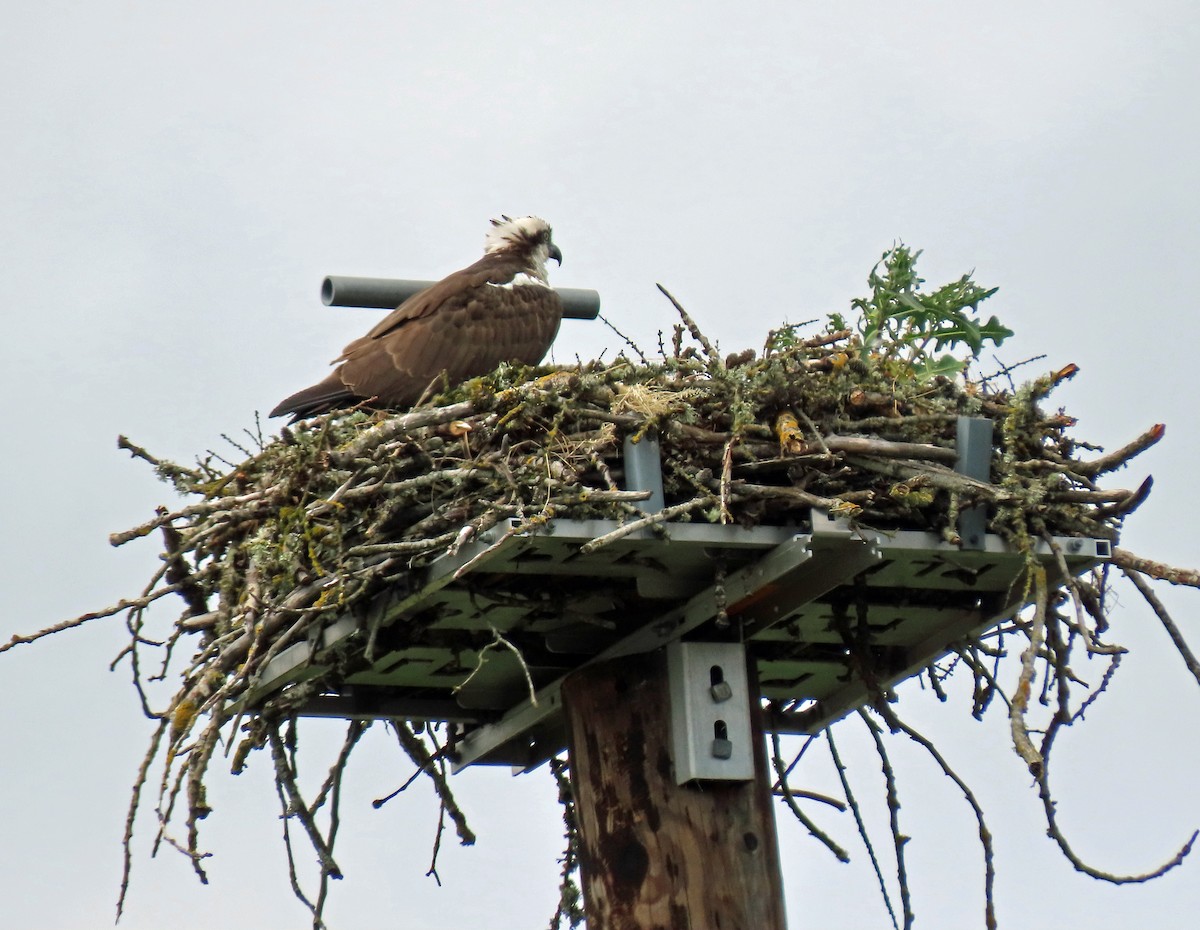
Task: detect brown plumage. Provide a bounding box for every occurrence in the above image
[270,216,564,419]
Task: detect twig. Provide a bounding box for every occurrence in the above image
[866,707,997,930]
[597,312,649,364]
[312,722,367,922]
[1123,568,1200,687]
[329,400,479,466]
[2,579,210,655]
[117,434,204,483]
[827,726,899,930]
[394,724,475,846]
[577,496,713,555]
[1034,735,1197,883]
[455,626,539,707]
[267,726,343,881]
[801,435,959,463]
[732,483,873,511]
[656,284,723,368]
[1010,564,1048,776]
[858,711,914,930]
[1112,547,1200,588]
[109,492,270,546]
[769,732,850,862]
[719,437,735,524]
[793,407,831,456]
[845,455,1007,500]
[1077,423,1165,477]
[1091,475,1154,520]
[116,717,169,922]
[1042,533,1125,656]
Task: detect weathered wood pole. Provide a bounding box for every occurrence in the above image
[562,650,787,929]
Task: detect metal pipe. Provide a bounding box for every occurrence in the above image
[321,275,601,320]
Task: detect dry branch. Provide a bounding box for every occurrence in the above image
[1113,547,1200,588]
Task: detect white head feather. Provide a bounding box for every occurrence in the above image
[483,215,558,282]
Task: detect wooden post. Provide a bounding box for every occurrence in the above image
[562,650,787,930]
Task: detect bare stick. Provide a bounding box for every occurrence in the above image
[598,311,649,364]
[116,717,170,922]
[109,492,269,546]
[1042,533,1125,656]
[2,580,207,655]
[802,435,959,463]
[1112,547,1200,588]
[267,726,343,880]
[1091,475,1154,520]
[578,496,713,555]
[866,707,997,930]
[846,455,1007,500]
[394,724,475,846]
[1034,750,1197,883]
[827,726,899,930]
[329,400,478,466]
[656,283,723,367]
[1123,568,1200,687]
[859,711,915,930]
[1077,423,1165,477]
[1010,565,1048,776]
[769,732,850,863]
[454,626,539,707]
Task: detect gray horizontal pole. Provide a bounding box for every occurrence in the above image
[321,275,601,320]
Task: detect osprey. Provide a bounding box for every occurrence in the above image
[270,216,564,419]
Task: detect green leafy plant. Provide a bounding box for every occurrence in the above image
[850,244,1012,380]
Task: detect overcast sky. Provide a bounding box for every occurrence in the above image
[3,3,1199,928]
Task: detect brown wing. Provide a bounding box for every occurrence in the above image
[270,252,562,419]
[339,275,563,405]
[341,253,512,351]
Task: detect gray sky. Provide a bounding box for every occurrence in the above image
[3,3,1199,927]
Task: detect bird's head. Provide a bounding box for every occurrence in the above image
[485,215,562,278]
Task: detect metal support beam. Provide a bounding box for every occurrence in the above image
[296,692,483,724]
[955,415,994,550]
[622,432,666,513]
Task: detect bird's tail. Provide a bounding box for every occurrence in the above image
[269,372,359,421]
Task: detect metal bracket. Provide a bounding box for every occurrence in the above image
[667,641,754,783]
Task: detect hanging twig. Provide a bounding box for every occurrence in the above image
[858,711,915,930]
[1010,564,1048,776]
[827,726,899,930]
[394,723,476,847]
[267,726,343,881]
[1123,568,1200,687]
[865,707,997,930]
[769,732,850,862]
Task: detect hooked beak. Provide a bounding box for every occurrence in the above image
[548,242,563,266]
